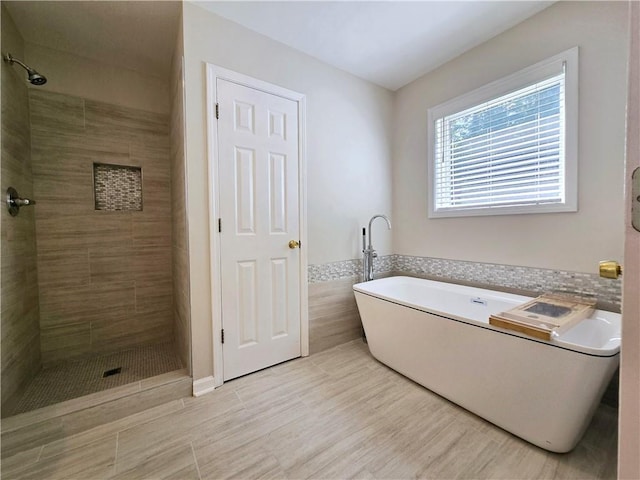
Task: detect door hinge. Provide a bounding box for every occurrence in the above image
[218,218,222,233]
[632,167,640,232]
[221,329,225,344]
[215,103,219,119]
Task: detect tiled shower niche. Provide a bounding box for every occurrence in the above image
[93,163,143,211]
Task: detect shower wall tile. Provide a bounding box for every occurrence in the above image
[39,282,136,329]
[36,249,90,287]
[89,315,136,354]
[1,13,42,416]
[40,324,91,364]
[88,246,135,284]
[28,90,85,134]
[31,130,130,160]
[172,193,187,254]
[85,100,169,139]
[132,246,173,283]
[135,280,174,315]
[131,148,170,177]
[32,176,93,210]
[90,312,172,355]
[2,301,40,367]
[171,231,191,373]
[136,311,174,335]
[34,215,134,250]
[132,216,172,247]
[29,89,174,364]
[140,186,172,214]
[169,49,192,373]
[131,138,172,160]
[1,78,31,163]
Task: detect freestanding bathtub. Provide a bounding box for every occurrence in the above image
[353,276,621,453]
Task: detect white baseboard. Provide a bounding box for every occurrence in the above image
[192,376,217,397]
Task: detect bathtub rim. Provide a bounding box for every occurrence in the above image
[353,276,621,358]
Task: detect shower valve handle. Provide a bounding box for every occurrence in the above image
[13,197,36,207]
[6,187,36,217]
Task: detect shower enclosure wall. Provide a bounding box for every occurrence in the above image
[30,90,174,364]
[0,3,190,417]
[1,5,41,415]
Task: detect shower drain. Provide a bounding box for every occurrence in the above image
[102,367,122,378]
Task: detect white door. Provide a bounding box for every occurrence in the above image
[217,78,301,381]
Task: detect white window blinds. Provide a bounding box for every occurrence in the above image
[428,47,578,218]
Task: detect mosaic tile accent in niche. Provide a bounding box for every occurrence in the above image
[93,163,143,211]
[308,254,621,310]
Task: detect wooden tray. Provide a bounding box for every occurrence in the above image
[489,293,596,341]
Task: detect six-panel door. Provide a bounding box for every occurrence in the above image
[217,79,301,380]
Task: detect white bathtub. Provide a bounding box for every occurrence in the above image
[353,276,620,453]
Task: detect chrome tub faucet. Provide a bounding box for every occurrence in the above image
[363,214,391,281]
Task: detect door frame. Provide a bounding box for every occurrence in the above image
[618,1,639,477]
[206,64,309,388]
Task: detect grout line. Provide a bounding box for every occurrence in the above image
[190,441,202,480]
[35,445,45,462]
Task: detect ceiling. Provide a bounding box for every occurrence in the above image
[197,1,554,90]
[5,1,554,90]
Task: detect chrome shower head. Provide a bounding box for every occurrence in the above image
[3,53,47,86]
[28,71,47,86]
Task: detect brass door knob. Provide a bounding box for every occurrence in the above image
[288,240,300,249]
[599,260,623,279]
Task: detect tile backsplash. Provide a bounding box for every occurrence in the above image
[308,254,621,311]
[307,256,393,283]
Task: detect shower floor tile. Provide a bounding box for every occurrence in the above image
[11,342,183,415]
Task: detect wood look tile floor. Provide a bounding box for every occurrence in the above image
[0,340,617,480]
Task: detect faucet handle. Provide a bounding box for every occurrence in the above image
[372,251,378,258]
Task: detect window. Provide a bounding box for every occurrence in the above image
[428,47,578,218]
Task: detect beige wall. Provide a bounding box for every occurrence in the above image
[170,18,191,373]
[393,1,628,274]
[24,43,170,115]
[619,2,640,478]
[30,89,174,364]
[182,2,394,381]
[1,4,42,416]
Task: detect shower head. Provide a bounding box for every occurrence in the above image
[3,53,47,86]
[28,71,47,86]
